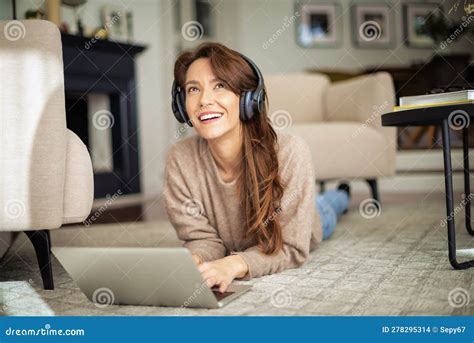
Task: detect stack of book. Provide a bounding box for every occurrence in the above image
[395,90,473,111]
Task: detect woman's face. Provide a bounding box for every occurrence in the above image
[184,58,241,141]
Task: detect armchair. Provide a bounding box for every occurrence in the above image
[0,20,94,289]
[265,72,396,202]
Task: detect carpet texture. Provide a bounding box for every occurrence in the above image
[1,200,473,316]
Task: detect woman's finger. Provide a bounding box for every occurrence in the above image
[218,281,228,293]
[205,276,217,288]
[201,269,217,281]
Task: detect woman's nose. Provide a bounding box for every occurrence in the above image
[199,87,215,107]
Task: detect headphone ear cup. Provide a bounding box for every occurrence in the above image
[239,91,249,121]
[176,90,193,127]
[256,89,265,114]
[244,91,257,121]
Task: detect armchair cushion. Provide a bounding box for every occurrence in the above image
[287,122,395,180]
[63,130,94,225]
[265,73,330,123]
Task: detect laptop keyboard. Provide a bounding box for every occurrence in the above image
[212,290,235,301]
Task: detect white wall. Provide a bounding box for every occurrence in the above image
[231,0,472,74]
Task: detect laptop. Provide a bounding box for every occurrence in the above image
[51,246,251,309]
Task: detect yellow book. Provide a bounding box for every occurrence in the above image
[393,99,474,112]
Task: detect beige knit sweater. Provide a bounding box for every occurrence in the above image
[162,131,322,280]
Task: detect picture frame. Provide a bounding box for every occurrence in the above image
[295,1,342,48]
[101,5,130,42]
[403,2,443,48]
[195,0,214,38]
[351,3,394,48]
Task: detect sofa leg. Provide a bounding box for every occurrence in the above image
[366,179,380,208]
[318,181,326,193]
[24,230,54,290]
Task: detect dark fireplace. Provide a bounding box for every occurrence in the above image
[60,33,146,198]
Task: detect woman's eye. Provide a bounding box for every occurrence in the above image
[215,83,225,89]
[187,87,198,93]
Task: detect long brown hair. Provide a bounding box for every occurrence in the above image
[174,42,285,255]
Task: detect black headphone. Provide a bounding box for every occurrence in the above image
[171,53,266,127]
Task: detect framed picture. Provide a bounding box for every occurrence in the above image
[296,1,342,48]
[403,2,443,48]
[101,5,130,42]
[195,0,214,38]
[351,3,393,48]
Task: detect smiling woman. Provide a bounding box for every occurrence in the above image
[163,42,347,293]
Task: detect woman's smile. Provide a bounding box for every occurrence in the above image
[198,111,224,124]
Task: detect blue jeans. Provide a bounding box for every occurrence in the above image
[316,189,349,240]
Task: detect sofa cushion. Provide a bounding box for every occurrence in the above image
[286,122,395,179]
[265,73,330,123]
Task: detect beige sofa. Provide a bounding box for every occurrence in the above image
[0,20,94,289]
[265,72,396,201]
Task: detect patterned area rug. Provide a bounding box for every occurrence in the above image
[1,200,473,316]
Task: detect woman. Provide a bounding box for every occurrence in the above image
[163,42,349,293]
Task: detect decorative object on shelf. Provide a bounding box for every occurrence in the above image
[424,8,474,47]
[403,2,443,48]
[351,3,394,48]
[60,21,69,33]
[448,0,474,14]
[45,0,61,26]
[91,27,109,40]
[25,8,45,19]
[101,5,130,42]
[295,1,342,48]
[465,0,474,14]
[62,0,87,36]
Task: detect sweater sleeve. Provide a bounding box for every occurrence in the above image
[231,137,317,280]
[162,145,227,262]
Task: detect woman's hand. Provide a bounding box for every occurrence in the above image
[191,254,203,266]
[198,255,248,293]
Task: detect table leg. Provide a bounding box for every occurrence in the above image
[441,120,474,269]
[462,127,474,235]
